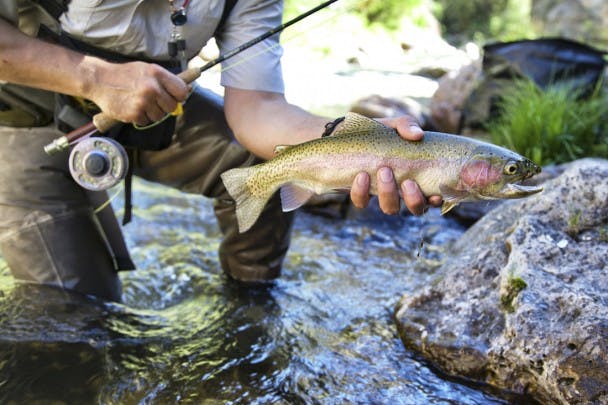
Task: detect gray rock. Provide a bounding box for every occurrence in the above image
[395,158,608,404]
[532,0,608,49]
[429,60,482,134]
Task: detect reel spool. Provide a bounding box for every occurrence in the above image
[68,137,128,191]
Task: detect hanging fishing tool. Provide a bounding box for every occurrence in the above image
[43,0,340,191]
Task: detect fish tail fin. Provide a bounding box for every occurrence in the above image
[221,166,273,233]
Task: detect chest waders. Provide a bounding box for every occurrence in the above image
[0,0,294,301]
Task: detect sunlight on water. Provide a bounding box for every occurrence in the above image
[0,179,515,404]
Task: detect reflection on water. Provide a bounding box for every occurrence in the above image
[0,179,512,404]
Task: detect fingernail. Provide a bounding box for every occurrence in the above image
[409,124,424,136]
[403,179,417,195]
[379,168,393,183]
[356,172,367,186]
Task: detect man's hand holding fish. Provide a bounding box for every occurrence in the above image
[224,88,440,219]
[349,115,443,216]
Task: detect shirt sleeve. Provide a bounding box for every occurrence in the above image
[215,0,285,94]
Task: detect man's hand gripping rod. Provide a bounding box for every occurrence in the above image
[43,0,339,155]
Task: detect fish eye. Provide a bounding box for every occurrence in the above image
[504,161,519,175]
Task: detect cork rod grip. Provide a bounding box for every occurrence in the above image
[91,67,202,133]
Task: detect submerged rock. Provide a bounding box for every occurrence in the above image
[395,158,608,404]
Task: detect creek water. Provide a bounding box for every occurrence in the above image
[0,178,519,404]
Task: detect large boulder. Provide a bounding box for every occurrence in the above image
[532,0,608,49]
[395,158,608,404]
[428,60,482,133]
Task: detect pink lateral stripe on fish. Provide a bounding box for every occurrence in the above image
[221,112,543,233]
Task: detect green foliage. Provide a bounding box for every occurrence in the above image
[500,274,527,313]
[350,0,426,30]
[488,79,608,166]
[283,0,429,31]
[283,0,537,41]
[566,209,583,238]
[434,0,535,45]
[283,0,326,21]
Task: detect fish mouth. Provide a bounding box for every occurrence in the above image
[495,182,544,199]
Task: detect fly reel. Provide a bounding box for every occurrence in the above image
[68,137,128,191]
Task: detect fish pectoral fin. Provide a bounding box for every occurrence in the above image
[441,200,459,215]
[439,184,468,215]
[280,184,315,212]
[273,145,292,155]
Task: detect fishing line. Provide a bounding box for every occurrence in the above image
[135,7,341,132]
[132,85,195,131]
[131,7,341,131]
[92,3,343,212]
[43,0,343,157]
[218,9,341,74]
[94,187,123,214]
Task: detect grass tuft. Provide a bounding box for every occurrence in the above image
[488,79,608,167]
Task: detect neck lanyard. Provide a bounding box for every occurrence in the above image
[168,0,191,71]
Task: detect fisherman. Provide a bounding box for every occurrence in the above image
[0,0,441,301]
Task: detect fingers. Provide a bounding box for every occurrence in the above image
[155,71,189,119]
[351,169,400,214]
[428,195,443,207]
[350,172,371,209]
[142,66,187,121]
[401,179,428,216]
[159,72,189,102]
[351,168,443,216]
[89,60,192,126]
[377,167,400,214]
[377,115,424,141]
[121,63,188,125]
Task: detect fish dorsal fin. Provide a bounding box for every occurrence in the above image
[439,184,469,215]
[332,112,390,137]
[274,145,292,155]
[280,183,315,212]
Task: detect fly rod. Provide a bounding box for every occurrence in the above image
[44,0,340,155]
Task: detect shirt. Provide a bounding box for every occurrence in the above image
[2,0,285,93]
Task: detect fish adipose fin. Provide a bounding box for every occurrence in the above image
[439,184,469,215]
[280,184,314,212]
[332,112,390,137]
[221,166,272,233]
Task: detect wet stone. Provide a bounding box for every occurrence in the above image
[395,158,608,405]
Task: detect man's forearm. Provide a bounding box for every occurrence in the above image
[0,18,106,99]
[0,19,189,125]
[224,87,329,160]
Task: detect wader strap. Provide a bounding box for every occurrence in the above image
[122,148,135,225]
[216,0,238,36]
[57,31,181,70]
[32,0,69,20]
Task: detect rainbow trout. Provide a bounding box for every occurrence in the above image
[221,112,542,233]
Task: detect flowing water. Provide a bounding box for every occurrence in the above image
[0,179,516,404]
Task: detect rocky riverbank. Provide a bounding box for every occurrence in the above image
[395,159,608,404]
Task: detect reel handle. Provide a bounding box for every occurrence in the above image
[92,67,202,133]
